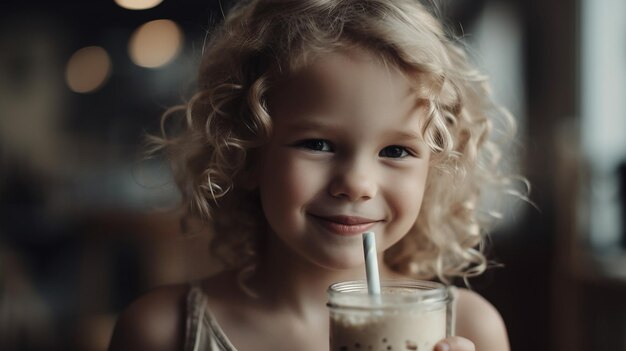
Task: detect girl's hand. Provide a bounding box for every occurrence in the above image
[434,336,475,351]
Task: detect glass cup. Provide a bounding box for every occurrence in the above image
[327,280,454,351]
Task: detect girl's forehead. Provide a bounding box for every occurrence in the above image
[275,47,416,99]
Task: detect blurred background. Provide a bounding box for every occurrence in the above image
[0,0,625,350]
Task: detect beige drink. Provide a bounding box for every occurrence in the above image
[327,280,451,351]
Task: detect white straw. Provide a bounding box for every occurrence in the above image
[362,231,381,296]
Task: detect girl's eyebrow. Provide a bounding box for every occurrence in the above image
[286,119,339,132]
[389,130,423,141]
[382,129,426,145]
[286,120,423,139]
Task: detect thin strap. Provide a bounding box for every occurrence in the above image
[203,305,238,350]
[446,286,459,336]
[185,283,207,351]
[184,282,239,351]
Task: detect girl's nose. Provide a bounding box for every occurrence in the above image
[328,159,378,201]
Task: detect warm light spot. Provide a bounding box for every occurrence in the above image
[65,46,112,93]
[114,0,163,10]
[129,19,183,69]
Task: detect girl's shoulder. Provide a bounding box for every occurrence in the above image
[454,288,510,351]
[108,283,189,351]
[108,271,240,351]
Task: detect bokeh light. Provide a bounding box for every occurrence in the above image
[114,0,163,10]
[128,19,183,69]
[65,46,112,93]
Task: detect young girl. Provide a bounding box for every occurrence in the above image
[109,0,521,350]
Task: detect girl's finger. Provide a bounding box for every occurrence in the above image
[435,336,475,351]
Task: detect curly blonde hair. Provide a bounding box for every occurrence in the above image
[150,0,524,283]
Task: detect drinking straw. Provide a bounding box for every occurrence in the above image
[362,231,381,296]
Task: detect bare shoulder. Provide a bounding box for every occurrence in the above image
[108,284,189,351]
[455,288,510,351]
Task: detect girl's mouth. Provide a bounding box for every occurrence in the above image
[309,214,381,236]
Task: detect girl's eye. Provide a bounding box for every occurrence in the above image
[379,145,410,158]
[297,139,333,152]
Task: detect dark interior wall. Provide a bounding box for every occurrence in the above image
[479,1,578,350]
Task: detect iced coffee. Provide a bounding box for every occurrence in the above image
[327,280,452,351]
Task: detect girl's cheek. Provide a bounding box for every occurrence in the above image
[279,157,328,199]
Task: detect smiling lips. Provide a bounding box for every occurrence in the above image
[311,214,381,236]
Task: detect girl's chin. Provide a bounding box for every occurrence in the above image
[310,253,366,272]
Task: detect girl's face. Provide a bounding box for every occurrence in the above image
[256,48,431,270]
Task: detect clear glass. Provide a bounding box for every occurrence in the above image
[327,280,453,351]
